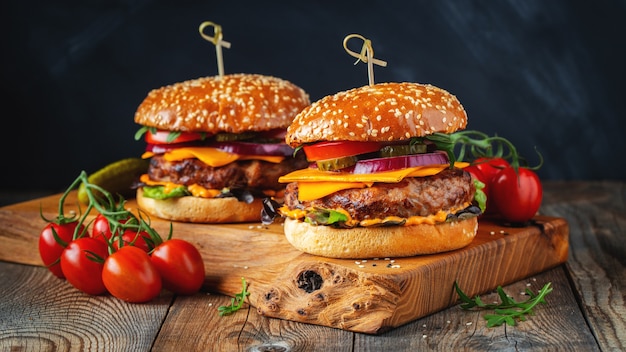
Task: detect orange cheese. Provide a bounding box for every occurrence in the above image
[187,184,222,198]
[237,155,286,163]
[142,147,286,167]
[279,162,469,201]
[298,181,374,201]
[163,147,239,167]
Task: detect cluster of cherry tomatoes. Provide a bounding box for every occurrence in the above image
[38,172,205,303]
[465,157,543,223]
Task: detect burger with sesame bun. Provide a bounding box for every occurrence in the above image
[270,82,486,258]
[134,73,310,223]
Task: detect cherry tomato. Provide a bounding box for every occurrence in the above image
[151,239,205,295]
[463,165,489,194]
[112,229,152,252]
[60,237,108,295]
[145,130,204,144]
[471,157,510,215]
[464,165,490,213]
[302,141,382,161]
[38,221,87,278]
[92,214,113,243]
[102,246,162,303]
[490,166,543,223]
[473,157,509,179]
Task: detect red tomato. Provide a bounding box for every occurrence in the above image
[102,246,162,303]
[471,157,510,215]
[92,214,113,243]
[145,130,204,144]
[60,237,108,295]
[490,166,543,223]
[302,141,382,161]
[38,221,87,278]
[473,157,510,183]
[151,239,205,295]
[464,165,489,197]
[112,229,152,252]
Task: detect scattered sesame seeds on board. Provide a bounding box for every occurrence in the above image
[354,257,401,269]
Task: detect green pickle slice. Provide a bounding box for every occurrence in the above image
[316,156,358,171]
[379,143,427,157]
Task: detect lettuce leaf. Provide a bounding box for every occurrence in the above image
[305,208,348,226]
[142,185,190,200]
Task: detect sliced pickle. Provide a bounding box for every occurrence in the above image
[379,143,428,157]
[213,132,257,141]
[316,156,358,171]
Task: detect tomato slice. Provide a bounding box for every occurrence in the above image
[145,130,205,144]
[302,141,382,161]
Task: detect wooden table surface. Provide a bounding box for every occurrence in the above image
[0,181,624,351]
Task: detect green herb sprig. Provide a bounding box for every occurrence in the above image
[454,281,553,327]
[218,277,250,316]
[423,130,544,173]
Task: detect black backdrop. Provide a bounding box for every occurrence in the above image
[3,0,625,195]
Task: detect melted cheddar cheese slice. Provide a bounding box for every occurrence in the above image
[142,147,286,167]
[279,162,469,201]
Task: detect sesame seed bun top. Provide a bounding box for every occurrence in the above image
[285,82,467,147]
[134,73,310,134]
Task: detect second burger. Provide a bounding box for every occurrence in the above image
[134,73,310,223]
[275,82,484,258]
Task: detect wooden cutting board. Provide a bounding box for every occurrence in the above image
[0,192,568,334]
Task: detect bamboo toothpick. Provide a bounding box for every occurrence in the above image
[343,34,387,86]
[199,21,231,78]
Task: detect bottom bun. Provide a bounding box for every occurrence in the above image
[136,188,264,223]
[283,217,479,258]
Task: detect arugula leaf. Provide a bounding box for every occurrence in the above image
[218,277,250,316]
[454,281,553,327]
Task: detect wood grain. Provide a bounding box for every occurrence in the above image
[0,191,569,334]
[541,181,626,352]
[0,260,599,352]
[3,181,624,351]
[0,261,173,351]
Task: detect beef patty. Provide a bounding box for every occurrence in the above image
[283,168,476,221]
[147,154,308,191]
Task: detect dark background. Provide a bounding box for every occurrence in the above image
[3,1,625,199]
